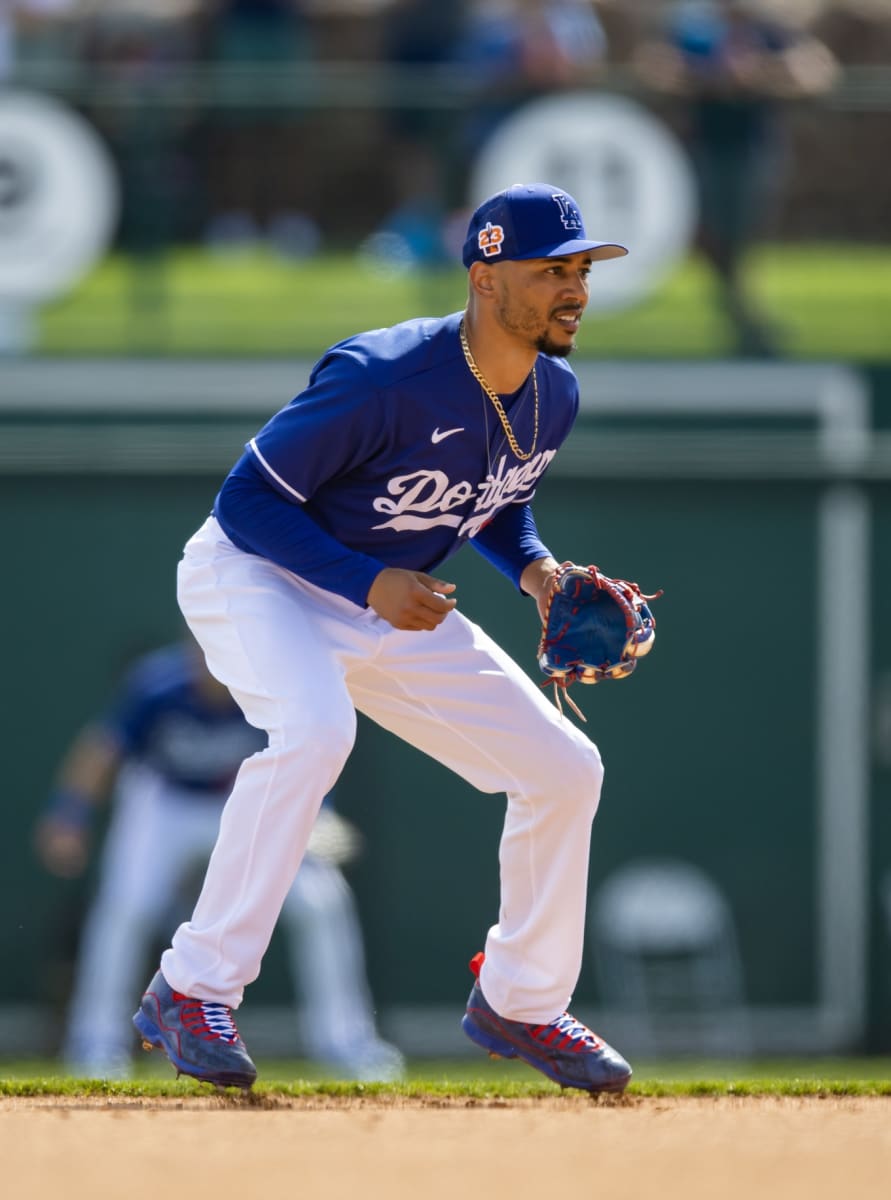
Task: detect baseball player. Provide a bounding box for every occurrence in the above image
[36,638,404,1081]
[133,183,634,1093]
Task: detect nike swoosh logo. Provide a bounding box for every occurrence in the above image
[431,427,464,444]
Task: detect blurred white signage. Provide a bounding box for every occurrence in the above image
[0,89,119,305]
[469,92,697,313]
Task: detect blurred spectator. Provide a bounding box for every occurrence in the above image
[0,0,74,80]
[75,9,200,256]
[633,0,838,357]
[359,0,611,269]
[589,0,647,65]
[34,637,404,1081]
[814,0,891,65]
[194,0,321,257]
[367,0,469,266]
[455,0,609,148]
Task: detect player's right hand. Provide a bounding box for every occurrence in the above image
[367,568,457,631]
[34,818,90,879]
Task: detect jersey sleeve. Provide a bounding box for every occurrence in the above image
[215,458,388,607]
[214,351,394,605]
[471,502,552,590]
[99,668,155,756]
[247,352,387,503]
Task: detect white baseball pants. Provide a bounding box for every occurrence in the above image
[165,516,604,1023]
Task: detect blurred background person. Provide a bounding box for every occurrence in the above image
[34,636,404,1082]
[0,0,74,80]
[75,7,199,246]
[368,0,612,268]
[368,0,611,268]
[454,0,610,150]
[370,0,470,267]
[193,0,321,257]
[633,0,839,357]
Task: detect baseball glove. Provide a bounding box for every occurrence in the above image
[307,807,364,867]
[538,563,661,719]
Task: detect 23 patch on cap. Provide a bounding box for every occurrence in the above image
[477,221,504,257]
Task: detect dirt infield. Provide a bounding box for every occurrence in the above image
[4,1094,891,1200]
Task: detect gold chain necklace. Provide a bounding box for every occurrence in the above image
[459,319,539,462]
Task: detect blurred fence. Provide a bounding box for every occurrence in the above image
[2,50,889,359]
[8,57,891,245]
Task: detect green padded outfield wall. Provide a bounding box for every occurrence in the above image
[1,359,888,1055]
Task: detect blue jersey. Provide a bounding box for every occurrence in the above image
[101,644,267,795]
[213,312,579,606]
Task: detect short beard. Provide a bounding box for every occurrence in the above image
[535,333,575,358]
[495,292,578,358]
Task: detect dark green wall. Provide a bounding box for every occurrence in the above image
[6,360,891,1050]
[341,477,822,1015]
[3,476,215,1012]
[1,470,836,1030]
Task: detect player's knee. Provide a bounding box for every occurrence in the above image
[270,703,356,772]
[520,723,603,814]
[554,736,604,815]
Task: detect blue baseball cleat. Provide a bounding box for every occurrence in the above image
[133,969,257,1090]
[461,954,631,1094]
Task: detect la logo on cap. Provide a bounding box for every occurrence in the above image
[552,193,582,231]
[478,221,504,257]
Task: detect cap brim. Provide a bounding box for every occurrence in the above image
[513,239,628,262]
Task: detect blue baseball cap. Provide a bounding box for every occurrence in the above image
[462,183,628,268]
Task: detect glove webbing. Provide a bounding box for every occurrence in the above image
[541,676,589,722]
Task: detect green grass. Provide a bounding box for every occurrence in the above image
[34,243,891,361]
[3,1057,891,1099]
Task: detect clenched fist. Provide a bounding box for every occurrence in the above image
[367,568,457,631]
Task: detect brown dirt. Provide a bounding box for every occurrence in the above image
[3,1094,891,1200]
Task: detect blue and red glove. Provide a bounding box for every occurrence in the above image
[538,563,661,718]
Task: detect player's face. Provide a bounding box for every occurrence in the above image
[493,252,592,357]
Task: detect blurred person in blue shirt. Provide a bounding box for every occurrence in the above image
[371,0,470,265]
[34,637,404,1082]
[633,0,837,356]
[195,0,320,256]
[455,0,609,148]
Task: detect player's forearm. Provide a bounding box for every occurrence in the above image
[55,725,121,806]
[37,727,121,876]
[519,556,560,622]
[214,471,387,607]
[471,502,554,590]
[519,555,560,598]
